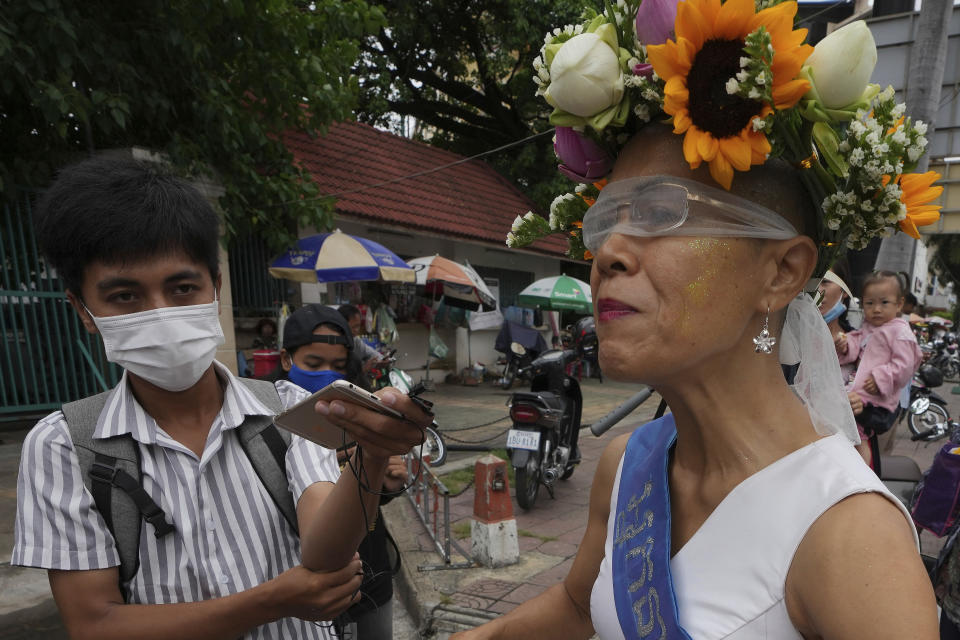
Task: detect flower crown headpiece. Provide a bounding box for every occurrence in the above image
[507,0,942,275]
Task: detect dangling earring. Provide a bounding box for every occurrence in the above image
[753,306,777,354]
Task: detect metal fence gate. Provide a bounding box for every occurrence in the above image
[0,191,119,417]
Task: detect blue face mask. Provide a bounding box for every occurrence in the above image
[287,365,345,393]
[822,300,847,324]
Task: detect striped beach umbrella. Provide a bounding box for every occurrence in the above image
[407,255,497,311]
[518,275,593,314]
[268,230,415,283]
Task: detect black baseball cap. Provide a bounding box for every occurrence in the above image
[282,304,353,351]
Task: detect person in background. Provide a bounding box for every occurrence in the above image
[12,156,429,640]
[903,293,918,318]
[277,304,407,639]
[252,317,279,350]
[339,304,383,372]
[836,271,922,470]
[818,270,870,462]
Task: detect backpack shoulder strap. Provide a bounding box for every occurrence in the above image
[236,379,299,535]
[62,392,175,590]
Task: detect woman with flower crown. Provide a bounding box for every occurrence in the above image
[457,0,941,638]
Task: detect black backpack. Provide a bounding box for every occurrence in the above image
[61,378,299,593]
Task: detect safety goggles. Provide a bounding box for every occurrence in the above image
[582,176,799,253]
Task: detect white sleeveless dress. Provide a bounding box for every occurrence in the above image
[589,434,918,639]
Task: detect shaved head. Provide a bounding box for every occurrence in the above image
[612,123,815,235]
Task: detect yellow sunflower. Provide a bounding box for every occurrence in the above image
[897,171,942,238]
[647,0,813,189]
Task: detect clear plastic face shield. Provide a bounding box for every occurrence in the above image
[582,175,859,444]
[581,176,799,253]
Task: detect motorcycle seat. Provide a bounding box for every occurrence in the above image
[879,455,923,483]
[511,390,565,411]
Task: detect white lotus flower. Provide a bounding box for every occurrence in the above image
[544,31,624,117]
[805,21,877,109]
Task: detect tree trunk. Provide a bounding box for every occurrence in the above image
[874,0,953,288]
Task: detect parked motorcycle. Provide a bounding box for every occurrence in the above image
[906,363,952,441]
[369,349,448,466]
[505,317,601,510]
[497,342,535,390]
[495,321,547,390]
[927,333,960,381]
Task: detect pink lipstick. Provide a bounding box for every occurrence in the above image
[597,298,637,322]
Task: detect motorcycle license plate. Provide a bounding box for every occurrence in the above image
[506,429,541,451]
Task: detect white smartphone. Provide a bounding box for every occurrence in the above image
[274,379,404,448]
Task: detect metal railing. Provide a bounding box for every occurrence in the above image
[1,193,120,415]
[228,234,287,317]
[404,456,474,571]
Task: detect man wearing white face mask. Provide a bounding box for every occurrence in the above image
[11,156,431,640]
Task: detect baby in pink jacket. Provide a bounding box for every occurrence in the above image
[836,271,921,466]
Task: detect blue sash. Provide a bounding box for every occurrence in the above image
[612,414,692,640]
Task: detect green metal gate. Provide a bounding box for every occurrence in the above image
[0,191,119,417]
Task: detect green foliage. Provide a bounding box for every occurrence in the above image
[437,466,475,495]
[1,0,384,249]
[354,0,581,212]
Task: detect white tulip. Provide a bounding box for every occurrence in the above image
[805,21,877,109]
[544,32,625,117]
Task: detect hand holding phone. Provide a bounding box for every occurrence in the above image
[274,380,404,449]
[274,380,432,458]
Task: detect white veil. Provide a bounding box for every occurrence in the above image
[779,288,861,444]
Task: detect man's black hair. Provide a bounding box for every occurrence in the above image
[905,293,918,306]
[338,304,362,321]
[34,154,221,297]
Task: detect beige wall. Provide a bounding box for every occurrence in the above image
[187,170,238,375]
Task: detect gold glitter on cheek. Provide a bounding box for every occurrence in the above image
[682,239,731,307]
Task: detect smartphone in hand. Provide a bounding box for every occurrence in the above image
[274,380,403,448]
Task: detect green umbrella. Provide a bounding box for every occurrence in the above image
[518,275,593,314]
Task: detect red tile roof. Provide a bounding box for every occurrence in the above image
[285,121,568,256]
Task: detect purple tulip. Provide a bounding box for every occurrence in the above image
[554,127,613,183]
[635,0,678,46]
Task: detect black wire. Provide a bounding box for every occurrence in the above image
[310,415,431,636]
[441,422,513,444]
[341,417,429,498]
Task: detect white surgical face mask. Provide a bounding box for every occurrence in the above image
[86,298,224,392]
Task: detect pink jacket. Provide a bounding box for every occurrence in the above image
[838,317,921,412]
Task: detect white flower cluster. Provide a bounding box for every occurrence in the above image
[618,42,662,125]
[507,211,552,247]
[603,0,640,30]
[822,189,906,250]
[549,193,578,230]
[821,86,928,249]
[533,22,589,96]
[726,27,774,104]
[532,55,551,96]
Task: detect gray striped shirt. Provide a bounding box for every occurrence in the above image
[12,362,341,639]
